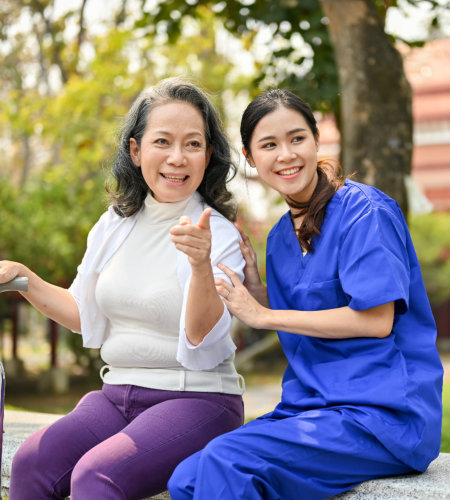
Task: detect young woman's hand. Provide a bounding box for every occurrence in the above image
[215,263,269,329]
[170,208,212,272]
[235,225,269,307]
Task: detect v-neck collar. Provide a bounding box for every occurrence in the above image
[280,212,311,267]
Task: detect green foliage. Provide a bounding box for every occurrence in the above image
[145,0,448,117]
[0,27,152,284]
[0,2,256,287]
[409,213,450,305]
[148,0,339,114]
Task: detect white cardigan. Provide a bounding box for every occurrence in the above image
[69,192,245,371]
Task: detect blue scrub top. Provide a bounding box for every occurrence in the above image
[266,179,443,470]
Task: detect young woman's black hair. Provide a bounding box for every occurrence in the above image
[240,89,345,252]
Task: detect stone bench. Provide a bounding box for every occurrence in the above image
[332,452,450,499]
[2,410,449,499]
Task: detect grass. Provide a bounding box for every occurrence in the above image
[4,376,101,415]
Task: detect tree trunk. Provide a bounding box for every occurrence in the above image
[318,0,412,214]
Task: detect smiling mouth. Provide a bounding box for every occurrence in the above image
[161,173,189,183]
[276,167,302,176]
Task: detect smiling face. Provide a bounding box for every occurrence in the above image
[129,101,212,203]
[246,105,319,205]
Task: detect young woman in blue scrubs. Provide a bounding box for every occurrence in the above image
[168,89,444,500]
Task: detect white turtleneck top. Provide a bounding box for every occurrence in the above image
[93,194,244,394]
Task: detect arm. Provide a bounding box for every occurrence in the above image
[215,264,394,340]
[0,260,81,331]
[235,225,270,307]
[170,209,224,346]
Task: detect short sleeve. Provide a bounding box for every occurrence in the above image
[67,213,107,335]
[67,208,135,347]
[339,207,410,314]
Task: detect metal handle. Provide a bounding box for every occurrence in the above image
[0,277,29,293]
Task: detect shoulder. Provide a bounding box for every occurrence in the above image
[98,206,124,226]
[87,205,137,244]
[92,206,128,232]
[332,179,404,223]
[331,180,408,244]
[210,210,240,240]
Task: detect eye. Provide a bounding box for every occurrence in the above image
[261,141,276,149]
[186,140,203,150]
[292,136,305,144]
[154,138,168,146]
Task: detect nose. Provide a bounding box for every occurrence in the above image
[277,144,296,162]
[167,145,186,167]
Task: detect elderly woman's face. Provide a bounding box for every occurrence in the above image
[130,101,211,203]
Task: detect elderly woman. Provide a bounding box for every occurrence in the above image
[1,78,245,499]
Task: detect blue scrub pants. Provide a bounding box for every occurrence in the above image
[168,407,413,500]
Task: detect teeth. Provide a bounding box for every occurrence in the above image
[278,167,300,176]
[163,174,187,182]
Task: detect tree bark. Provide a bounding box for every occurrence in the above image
[318,0,412,214]
[75,0,89,71]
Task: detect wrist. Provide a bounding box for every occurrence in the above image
[16,263,26,275]
[254,283,269,307]
[255,306,273,330]
[18,264,34,281]
[190,261,213,278]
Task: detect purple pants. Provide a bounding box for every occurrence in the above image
[10,383,243,500]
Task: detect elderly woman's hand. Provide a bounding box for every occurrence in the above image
[170,208,212,270]
[0,260,23,284]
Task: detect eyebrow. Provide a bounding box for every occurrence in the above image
[257,128,307,143]
[153,130,204,137]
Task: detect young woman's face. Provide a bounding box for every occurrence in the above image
[130,101,211,203]
[247,105,319,204]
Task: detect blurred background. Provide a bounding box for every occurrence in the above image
[0,0,449,448]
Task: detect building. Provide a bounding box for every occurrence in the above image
[405,37,450,212]
[318,37,450,213]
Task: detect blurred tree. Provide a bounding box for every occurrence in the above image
[144,0,449,214]
[319,0,412,216]
[0,0,254,285]
[0,26,150,284]
[0,0,256,371]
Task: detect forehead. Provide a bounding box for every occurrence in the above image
[252,105,311,138]
[146,100,205,131]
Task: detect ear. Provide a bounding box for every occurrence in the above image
[315,130,320,152]
[130,138,141,167]
[242,147,256,168]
